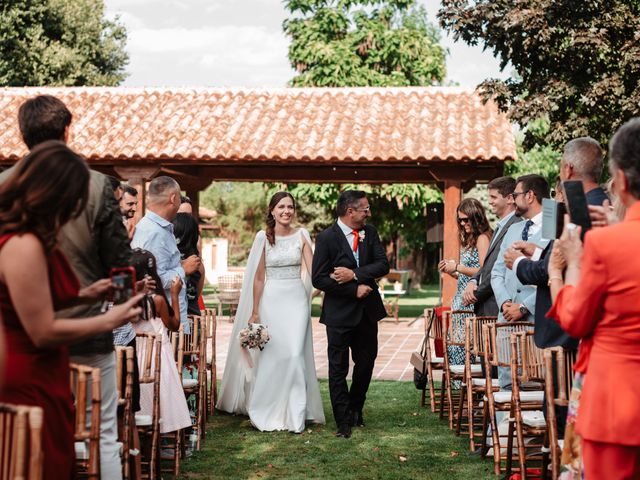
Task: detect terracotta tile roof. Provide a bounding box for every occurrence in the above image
[0,87,516,164]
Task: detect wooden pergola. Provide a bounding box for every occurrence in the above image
[0,86,517,305]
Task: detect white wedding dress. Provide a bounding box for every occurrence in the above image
[216,229,325,432]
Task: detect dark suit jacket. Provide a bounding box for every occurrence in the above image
[515,186,608,348]
[312,223,390,328]
[516,244,578,348]
[472,214,522,316]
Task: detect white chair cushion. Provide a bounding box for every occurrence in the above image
[182,378,199,389]
[449,364,482,375]
[522,410,546,428]
[430,356,444,363]
[492,390,544,404]
[472,378,499,387]
[75,442,88,460]
[135,414,153,426]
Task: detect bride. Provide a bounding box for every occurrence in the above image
[216,191,325,432]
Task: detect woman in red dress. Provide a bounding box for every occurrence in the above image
[0,141,143,480]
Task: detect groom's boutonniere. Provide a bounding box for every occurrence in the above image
[358,230,366,242]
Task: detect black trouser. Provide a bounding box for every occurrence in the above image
[326,314,378,427]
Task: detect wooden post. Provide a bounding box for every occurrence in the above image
[442,180,461,308]
[185,187,200,222]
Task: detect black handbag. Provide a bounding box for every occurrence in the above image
[410,335,428,390]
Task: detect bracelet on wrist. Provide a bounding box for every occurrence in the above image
[547,276,563,286]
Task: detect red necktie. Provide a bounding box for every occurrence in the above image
[352,229,359,252]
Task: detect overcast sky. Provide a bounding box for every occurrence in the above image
[104,0,510,89]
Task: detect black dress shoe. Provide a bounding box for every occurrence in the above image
[351,410,365,427]
[336,422,352,438]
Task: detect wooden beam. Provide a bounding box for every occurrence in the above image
[157,163,503,184]
[442,180,461,308]
[114,166,161,181]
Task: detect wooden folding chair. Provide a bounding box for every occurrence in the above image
[115,346,139,480]
[177,316,206,450]
[464,315,498,453]
[135,333,161,480]
[69,363,101,480]
[543,347,577,480]
[157,326,185,477]
[424,308,446,415]
[482,322,537,475]
[203,308,218,417]
[0,403,43,480]
[442,309,478,431]
[507,331,547,479]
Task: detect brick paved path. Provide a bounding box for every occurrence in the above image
[214,316,425,381]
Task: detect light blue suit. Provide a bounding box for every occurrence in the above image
[490,218,549,389]
[491,219,549,323]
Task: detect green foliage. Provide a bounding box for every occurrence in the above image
[438,0,640,149]
[505,120,562,186]
[200,181,442,270]
[0,0,128,86]
[289,182,442,266]
[284,0,447,87]
[200,182,272,266]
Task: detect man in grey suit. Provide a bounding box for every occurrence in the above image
[462,176,520,316]
[491,174,550,389]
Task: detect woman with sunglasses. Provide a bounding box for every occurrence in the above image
[438,198,492,380]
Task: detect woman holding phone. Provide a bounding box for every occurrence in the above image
[0,141,143,480]
[548,119,640,478]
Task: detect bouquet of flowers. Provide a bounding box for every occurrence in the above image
[238,323,271,351]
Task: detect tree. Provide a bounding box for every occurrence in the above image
[288,183,442,281]
[438,1,640,149]
[0,0,128,86]
[505,120,561,186]
[282,1,447,283]
[284,0,447,87]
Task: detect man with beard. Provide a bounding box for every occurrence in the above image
[119,185,139,240]
[490,174,550,390]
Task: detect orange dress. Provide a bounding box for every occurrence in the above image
[0,234,80,480]
[548,201,640,446]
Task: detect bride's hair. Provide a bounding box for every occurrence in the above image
[265,191,295,246]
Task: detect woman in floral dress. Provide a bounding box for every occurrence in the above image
[439,198,492,384]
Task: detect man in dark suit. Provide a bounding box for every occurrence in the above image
[312,190,390,439]
[462,176,520,315]
[504,137,608,436]
[505,137,608,350]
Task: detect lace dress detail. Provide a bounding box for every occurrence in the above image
[265,234,302,280]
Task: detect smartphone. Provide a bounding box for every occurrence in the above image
[563,181,592,239]
[110,267,136,305]
[541,198,566,240]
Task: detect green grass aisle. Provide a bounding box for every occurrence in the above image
[176,380,495,479]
